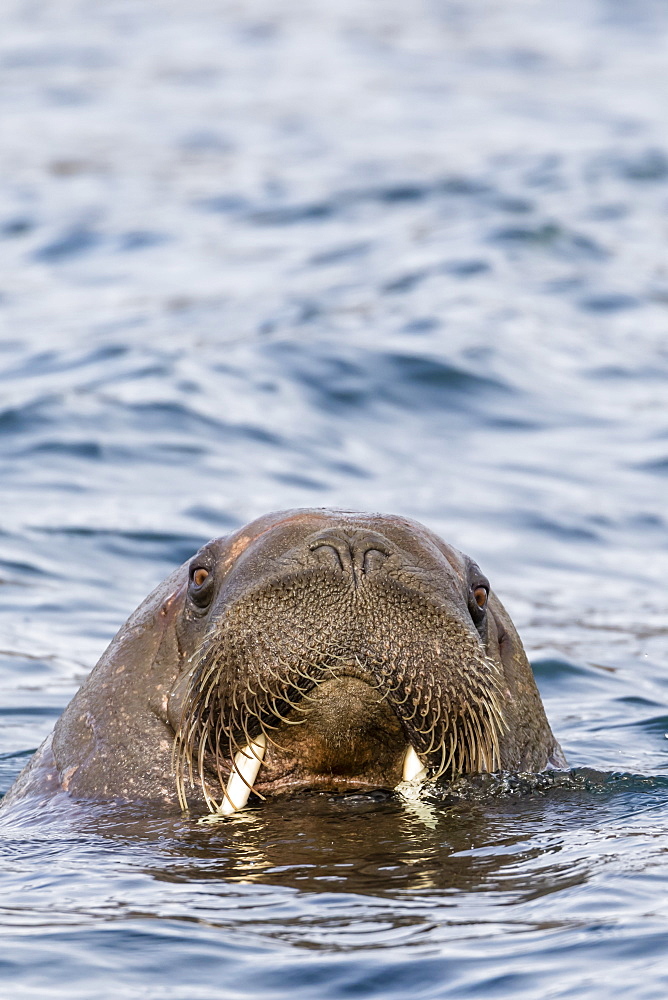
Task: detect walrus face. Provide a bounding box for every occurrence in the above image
[168,510,513,815]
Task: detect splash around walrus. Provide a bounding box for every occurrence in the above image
[1,509,565,817]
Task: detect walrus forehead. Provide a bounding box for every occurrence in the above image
[200,508,469,587]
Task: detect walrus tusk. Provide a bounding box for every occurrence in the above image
[401,745,427,783]
[219,733,267,815]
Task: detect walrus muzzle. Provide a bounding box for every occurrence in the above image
[173,521,518,815]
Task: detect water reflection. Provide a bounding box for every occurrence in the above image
[9,773,652,906]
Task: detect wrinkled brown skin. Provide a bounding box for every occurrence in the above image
[1,509,565,816]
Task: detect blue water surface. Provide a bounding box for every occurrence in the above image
[1,0,668,997]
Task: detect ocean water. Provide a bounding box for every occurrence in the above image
[1,0,667,997]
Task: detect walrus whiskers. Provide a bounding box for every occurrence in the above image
[175,642,332,811]
[174,627,508,814]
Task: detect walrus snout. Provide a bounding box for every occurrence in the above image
[171,513,514,814]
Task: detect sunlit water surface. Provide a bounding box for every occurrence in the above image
[1,1,667,997]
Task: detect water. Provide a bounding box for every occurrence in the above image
[1,0,667,996]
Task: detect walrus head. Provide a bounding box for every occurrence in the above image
[166,510,564,814]
[1,508,565,817]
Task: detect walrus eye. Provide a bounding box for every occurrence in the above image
[473,586,488,609]
[468,582,489,627]
[189,565,214,608]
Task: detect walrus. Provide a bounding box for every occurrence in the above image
[1,509,565,817]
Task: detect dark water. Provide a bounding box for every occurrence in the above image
[1,0,668,996]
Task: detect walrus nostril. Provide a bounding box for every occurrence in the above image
[309,531,391,582]
[311,542,345,571]
[362,547,388,575]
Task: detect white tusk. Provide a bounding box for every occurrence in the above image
[219,734,267,816]
[402,745,427,783]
